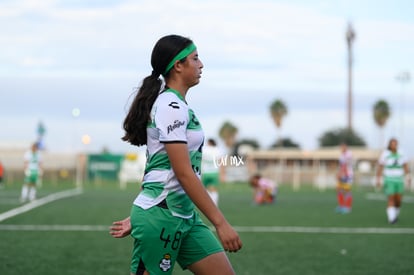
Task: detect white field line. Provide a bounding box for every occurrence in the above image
[366,193,414,203]
[0,224,414,234]
[0,224,107,231]
[0,188,83,222]
[233,226,414,234]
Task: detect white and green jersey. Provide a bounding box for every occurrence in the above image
[378,150,407,178]
[133,88,204,219]
[24,150,41,175]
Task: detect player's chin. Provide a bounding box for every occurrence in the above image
[191,78,201,86]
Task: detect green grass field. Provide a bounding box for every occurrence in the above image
[1,181,414,275]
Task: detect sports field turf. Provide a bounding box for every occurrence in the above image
[1,181,414,275]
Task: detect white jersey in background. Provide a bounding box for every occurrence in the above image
[339,150,353,178]
[378,150,407,178]
[202,145,223,174]
[24,150,41,175]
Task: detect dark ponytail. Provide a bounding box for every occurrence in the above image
[122,73,162,146]
[122,35,193,146]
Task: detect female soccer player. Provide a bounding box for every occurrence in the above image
[249,174,277,205]
[20,142,42,202]
[376,138,411,224]
[110,35,242,275]
[336,143,353,214]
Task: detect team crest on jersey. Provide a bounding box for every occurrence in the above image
[187,109,201,130]
[191,114,199,126]
[167,120,185,134]
[159,253,172,272]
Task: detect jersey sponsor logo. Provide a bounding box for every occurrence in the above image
[168,101,180,109]
[159,253,172,272]
[167,120,185,134]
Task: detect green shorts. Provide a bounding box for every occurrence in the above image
[24,171,39,185]
[130,204,223,274]
[201,172,219,188]
[383,177,404,196]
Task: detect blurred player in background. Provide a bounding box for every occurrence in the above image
[201,138,225,206]
[249,174,277,205]
[336,143,353,214]
[0,160,4,188]
[376,138,411,224]
[20,142,42,202]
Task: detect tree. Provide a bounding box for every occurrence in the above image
[270,137,300,149]
[318,128,366,147]
[218,121,238,150]
[270,99,288,140]
[233,139,260,156]
[373,99,391,148]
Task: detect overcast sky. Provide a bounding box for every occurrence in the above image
[1,0,413,157]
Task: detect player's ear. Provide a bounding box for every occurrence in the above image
[173,60,186,73]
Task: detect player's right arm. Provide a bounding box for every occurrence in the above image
[375,151,387,190]
[376,164,383,190]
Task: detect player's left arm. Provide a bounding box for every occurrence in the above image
[109,216,131,238]
[219,164,226,183]
[403,163,411,189]
[38,158,43,176]
[165,143,242,252]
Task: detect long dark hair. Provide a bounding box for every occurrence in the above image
[387,137,398,151]
[122,35,193,146]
